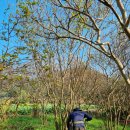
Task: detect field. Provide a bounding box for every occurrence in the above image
[0,104,130,130]
[0,115,130,130]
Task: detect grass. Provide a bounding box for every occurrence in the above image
[86,118,105,130]
[0,115,130,130]
[86,118,130,130]
[0,115,55,130]
[0,104,130,130]
[1,103,130,129]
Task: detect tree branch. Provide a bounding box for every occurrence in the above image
[116,0,127,23]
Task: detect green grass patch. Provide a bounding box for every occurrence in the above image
[0,115,55,130]
[0,115,130,130]
[86,118,130,130]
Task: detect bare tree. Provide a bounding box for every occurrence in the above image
[24,0,130,86]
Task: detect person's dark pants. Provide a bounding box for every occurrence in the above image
[73,127,85,130]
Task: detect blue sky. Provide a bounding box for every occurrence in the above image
[0,0,16,54]
[0,0,16,21]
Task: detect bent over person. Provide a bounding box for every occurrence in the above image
[67,108,92,130]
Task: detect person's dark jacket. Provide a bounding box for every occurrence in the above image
[67,108,92,129]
